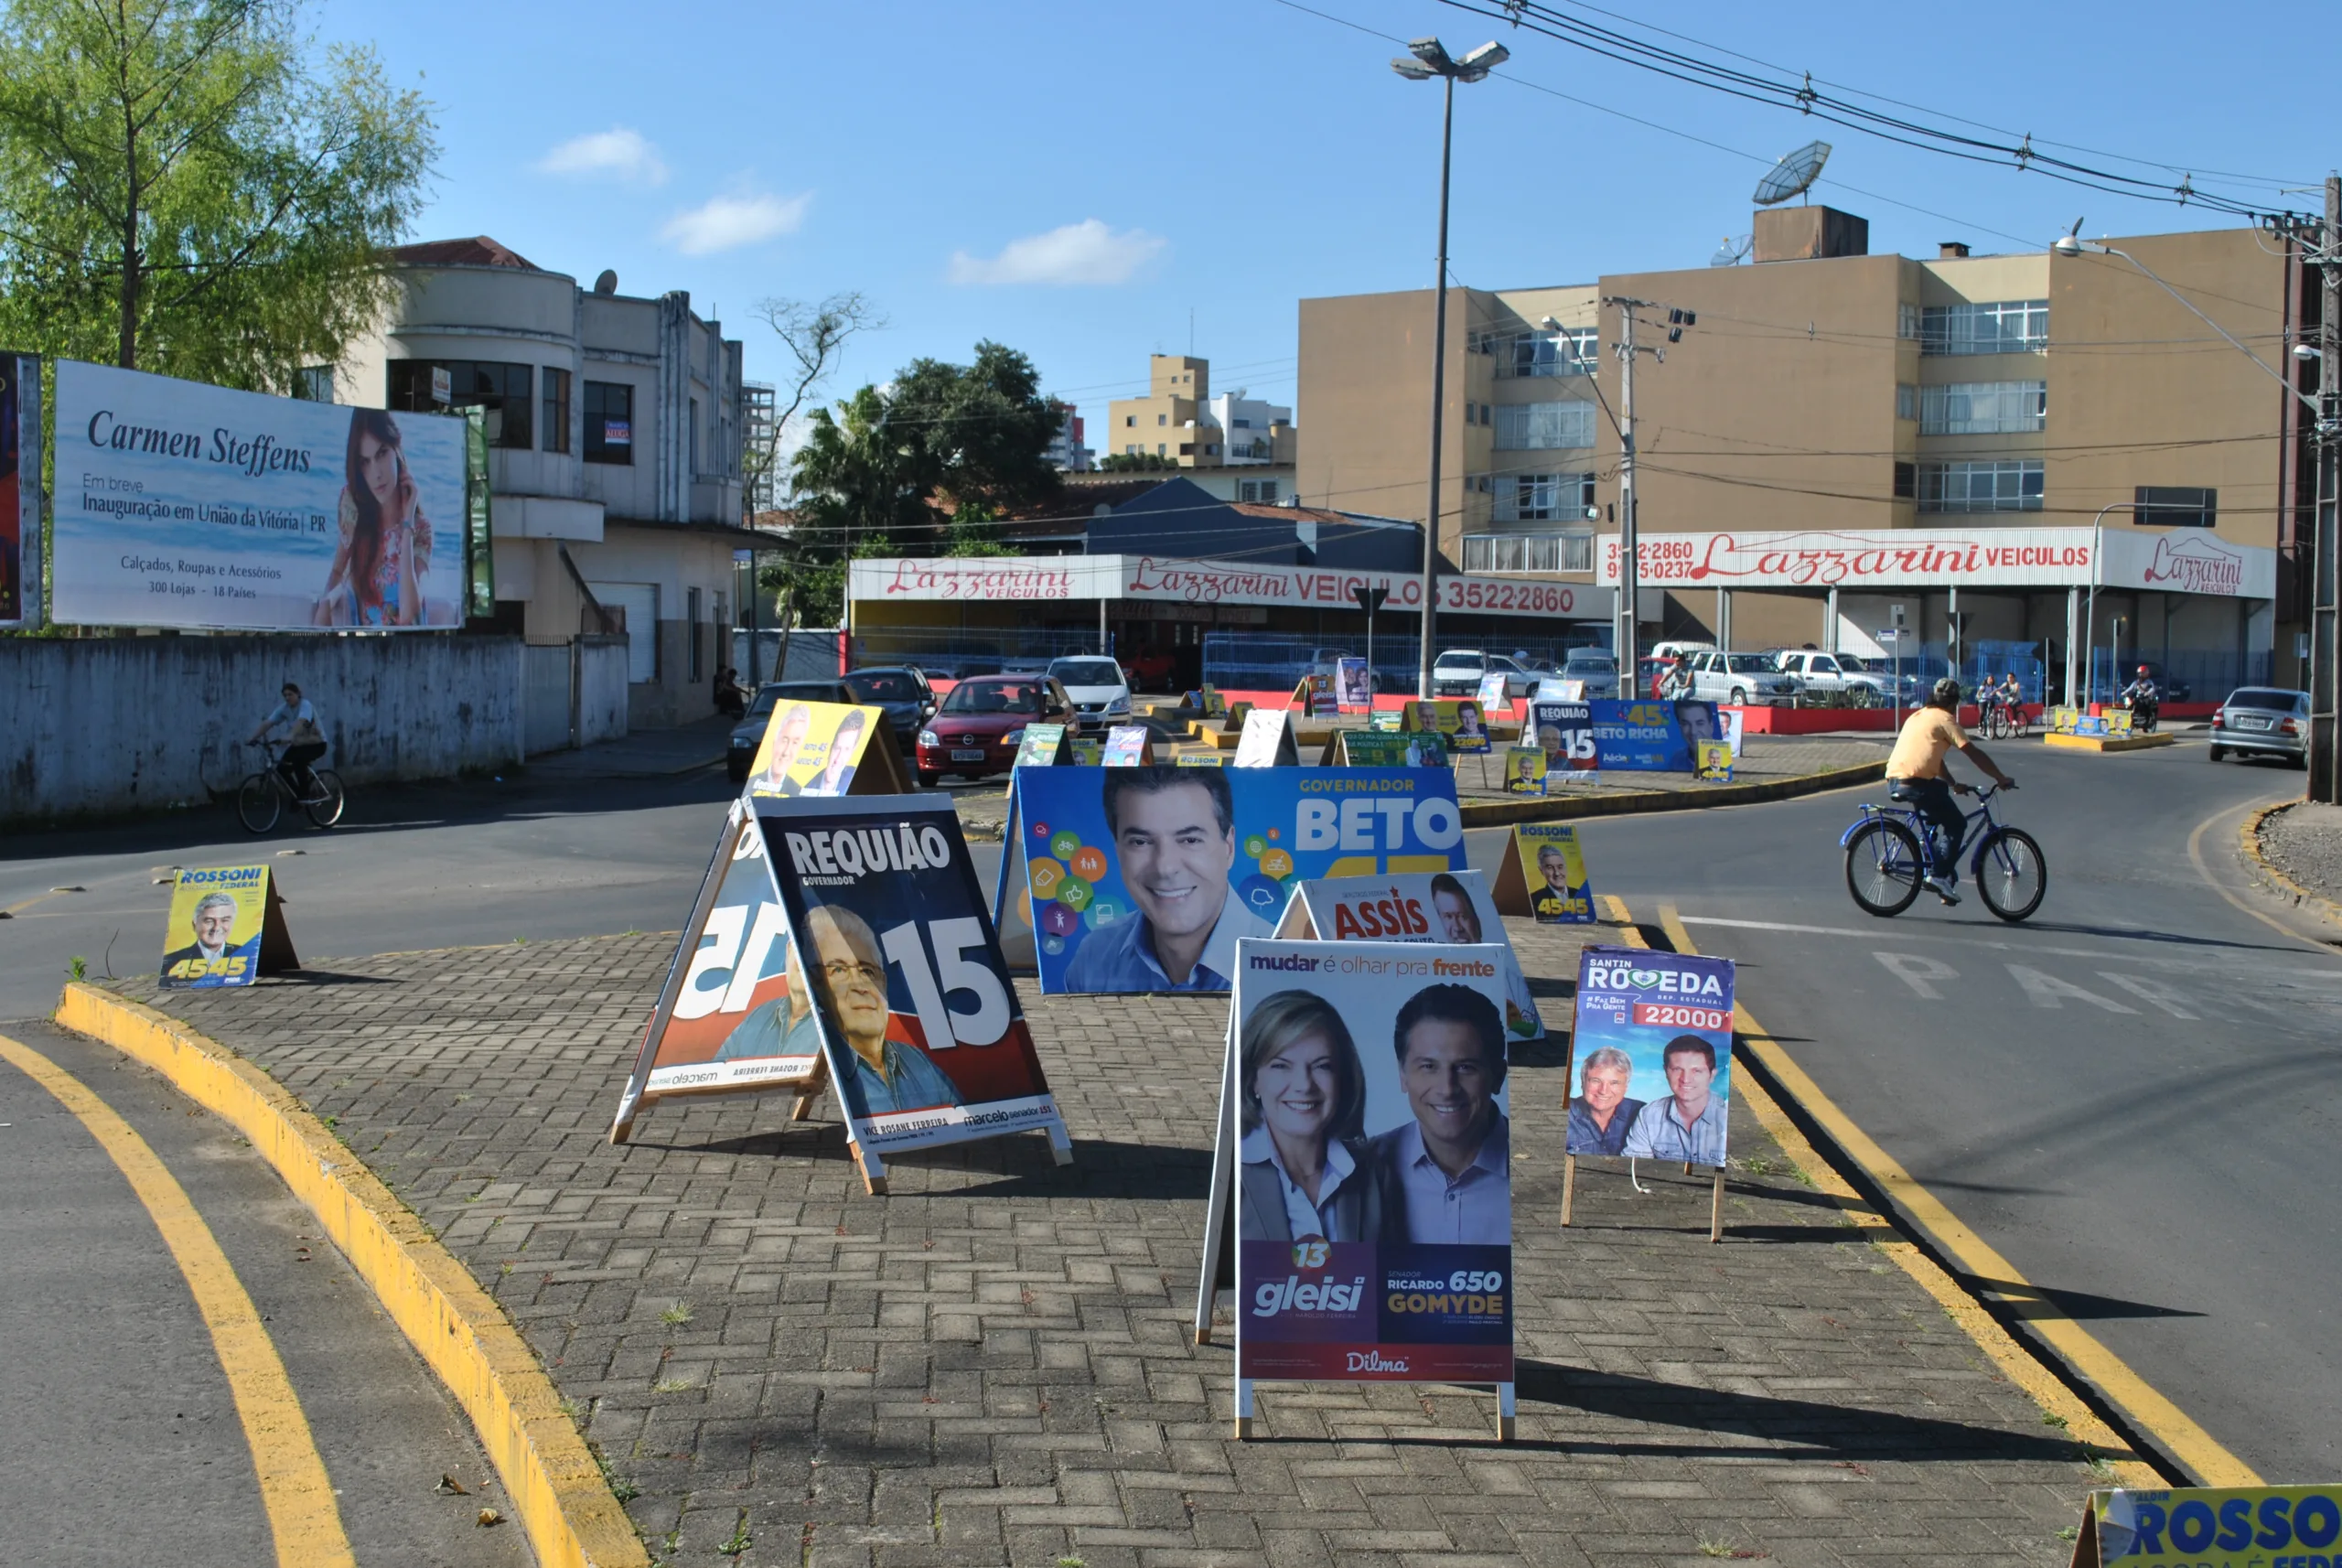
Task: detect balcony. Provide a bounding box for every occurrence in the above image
[1462,532,1594,575]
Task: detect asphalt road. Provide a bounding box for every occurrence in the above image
[0,1017,533,1568]
[1559,737,2342,1483]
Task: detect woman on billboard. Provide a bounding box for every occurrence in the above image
[314,409,446,627]
[1237,991,1392,1244]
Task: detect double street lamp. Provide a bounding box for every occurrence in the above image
[1392,37,1508,699]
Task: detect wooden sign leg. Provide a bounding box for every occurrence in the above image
[1560,1154,1576,1227]
[847,1130,888,1196]
[1497,1381,1517,1443]
[1710,1169,1724,1243]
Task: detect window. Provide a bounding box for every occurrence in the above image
[690,396,701,474]
[387,360,532,447]
[1232,416,1252,428]
[1462,532,1595,573]
[1157,413,1167,425]
[1179,442,1196,456]
[2133,486,2216,528]
[1239,479,1279,503]
[1896,382,1918,422]
[584,381,634,465]
[1494,401,1596,450]
[1920,381,2046,435]
[1125,444,1141,456]
[1918,459,2044,512]
[1897,303,1922,341]
[686,586,703,682]
[1155,443,1166,456]
[1484,328,1596,379]
[1919,300,2049,355]
[1124,414,1135,427]
[541,368,571,454]
[1893,461,1917,499]
[1490,471,1596,523]
[294,366,334,403]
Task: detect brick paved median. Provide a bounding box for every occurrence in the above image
[109,918,2109,1568]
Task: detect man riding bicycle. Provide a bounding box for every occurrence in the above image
[248,682,328,799]
[1885,676,2016,905]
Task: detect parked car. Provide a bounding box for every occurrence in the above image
[915,673,1078,785]
[1773,650,1891,707]
[2208,686,2308,767]
[1685,650,1801,707]
[728,679,856,782]
[1431,649,1537,699]
[1556,648,1619,699]
[1046,656,1133,731]
[1124,647,1177,690]
[842,665,938,749]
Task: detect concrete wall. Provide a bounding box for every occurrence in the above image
[578,635,629,746]
[2,634,529,824]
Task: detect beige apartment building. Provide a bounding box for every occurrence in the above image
[1299,213,2315,692]
[1106,354,1296,474]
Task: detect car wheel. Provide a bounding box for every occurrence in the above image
[2206,745,2223,763]
[917,768,940,787]
[1729,686,1747,705]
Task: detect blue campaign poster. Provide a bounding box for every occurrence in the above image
[1586,700,1725,772]
[1566,945,1735,1165]
[1010,765,1466,994]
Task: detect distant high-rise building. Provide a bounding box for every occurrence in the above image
[741,381,778,515]
[1044,409,1093,472]
[1105,356,1294,467]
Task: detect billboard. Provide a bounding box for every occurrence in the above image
[1565,945,1734,1165]
[49,360,468,629]
[0,352,38,628]
[1006,765,1466,994]
[1228,938,1514,1387]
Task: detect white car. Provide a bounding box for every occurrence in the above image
[1045,657,1133,732]
[1685,650,1801,707]
[1773,650,1891,707]
[1557,649,1619,699]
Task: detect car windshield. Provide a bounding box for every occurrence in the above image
[1435,653,1481,669]
[1724,654,1774,673]
[941,680,1045,715]
[2229,689,2304,711]
[1563,653,1615,672]
[1050,660,1122,686]
[845,671,920,702]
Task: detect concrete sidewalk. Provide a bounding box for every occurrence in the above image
[522,714,736,779]
[101,917,2121,1568]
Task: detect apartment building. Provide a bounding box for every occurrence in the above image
[319,237,763,725]
[1300,214,2309,690]
[1105,355,1296,469]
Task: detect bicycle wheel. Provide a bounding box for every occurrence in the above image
[304,770,346,828]
[1973,827,2047,923]
[235,772,282,833]
[1844,819,1923,918]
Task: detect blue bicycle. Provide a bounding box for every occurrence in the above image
[1841,782,2046,922]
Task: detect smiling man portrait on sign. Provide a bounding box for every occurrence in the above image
[1062,766,1273,993]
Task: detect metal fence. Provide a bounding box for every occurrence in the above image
[847,626,1112,681]
[1871,639,2275,706]
[1200,631,1607,693]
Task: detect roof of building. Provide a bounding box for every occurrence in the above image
[390,236,542,271]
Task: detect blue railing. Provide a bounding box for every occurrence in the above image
[1200,631,1606,693]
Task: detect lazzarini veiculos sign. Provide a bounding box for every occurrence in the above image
[1596,526,2271,598]
[853,553,1610,618]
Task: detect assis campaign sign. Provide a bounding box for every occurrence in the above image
[1228,939,1514,1389]
[1274,869,1543,1041]
[755,795,1069,1165]
[1008,765,1466,994]
[51,360,468,629]
[1566,945,1735,1165]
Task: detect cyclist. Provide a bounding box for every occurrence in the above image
[248,681,328,800]
[2120,665,2160,731]
[1885,675,2016,905]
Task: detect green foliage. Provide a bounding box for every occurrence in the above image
[943,502,1012,558]
[1096,451,1179,472]
[885,339,1063,513]
[0,0,437,387]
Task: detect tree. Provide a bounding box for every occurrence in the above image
[1097,451,1179,472]
[0,0,436,388]
[886,340,1063,513]
[942,502,1012,558]
[741,290,880,520]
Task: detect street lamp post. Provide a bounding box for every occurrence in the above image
[1392,37,1507,700]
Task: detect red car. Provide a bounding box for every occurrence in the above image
[914,673,1077,785]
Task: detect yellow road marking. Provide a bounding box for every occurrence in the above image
[0,1032,356,1568]
[2184,795,2330,952]
[1600,892,1634,925]
[1643,902,2260,1488]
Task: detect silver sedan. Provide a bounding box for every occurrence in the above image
[2207,687,2309,767]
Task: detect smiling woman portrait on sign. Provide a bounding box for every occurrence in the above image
[1237,992,1392,1244]
[314,409,450,627]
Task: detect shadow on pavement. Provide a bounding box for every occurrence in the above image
[1971,1276,2208,1322]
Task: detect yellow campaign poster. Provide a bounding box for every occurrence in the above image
[747,699,894,798]
[2077,1487,2342,1568]
[1509,824,1595,924]
[1503,745,1548,794]
[159,865,271,988]
[1401,698,1492,754]
[1694,741,1735,780]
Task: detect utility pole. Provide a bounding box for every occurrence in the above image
[1602,297,1694,679]
[2311,174,2340,804]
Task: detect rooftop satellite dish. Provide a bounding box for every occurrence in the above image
[592,269,618,295]
[1753,140,1832,206]
[1710,234,1753,267]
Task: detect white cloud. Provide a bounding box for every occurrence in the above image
[660,191,811,255]
[948,219,1166,286]
[536,127,668,187]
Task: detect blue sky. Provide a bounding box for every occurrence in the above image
[320,0,2328,443]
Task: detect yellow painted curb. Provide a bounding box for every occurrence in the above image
[2042,731,2175,753]
[2240,801,2342,927]
[1458,758,1886,829]
[55,983,650,1568]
